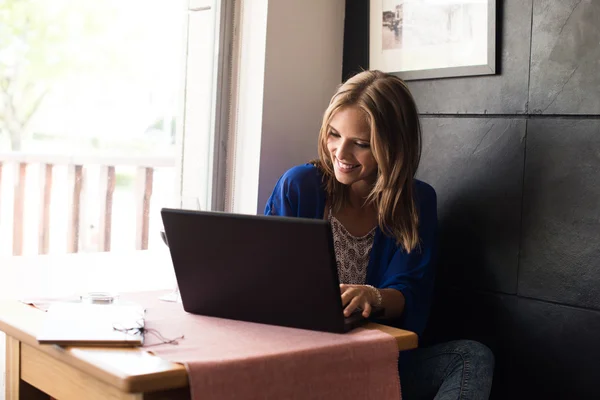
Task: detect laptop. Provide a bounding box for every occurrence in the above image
[160,208,384,333]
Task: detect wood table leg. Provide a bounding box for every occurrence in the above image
[5,335,48,400]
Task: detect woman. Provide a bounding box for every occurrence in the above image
[264,70,494,399]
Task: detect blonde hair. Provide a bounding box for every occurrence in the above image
[315,70,422,253]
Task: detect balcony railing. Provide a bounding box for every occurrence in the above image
[0,153,176,256]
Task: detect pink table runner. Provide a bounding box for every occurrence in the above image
[130,291,402,400]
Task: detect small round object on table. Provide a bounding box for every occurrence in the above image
[80,292,119,304]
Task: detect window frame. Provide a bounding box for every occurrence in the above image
[177,0,236,212]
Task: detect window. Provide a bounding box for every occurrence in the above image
[0,0,233,256]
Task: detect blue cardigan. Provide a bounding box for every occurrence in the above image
[264,164,438,338]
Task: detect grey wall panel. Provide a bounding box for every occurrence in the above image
[406,0,533,114]
[528,0,600,114]
[417,118,525,294]
[511,297,600,399]
[519,119,600,309]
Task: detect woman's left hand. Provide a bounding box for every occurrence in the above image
[340,284,378,318]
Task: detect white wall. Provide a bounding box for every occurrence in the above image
[229,0,345,214]
[257,0,346,212]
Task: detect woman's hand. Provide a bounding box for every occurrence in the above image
[340,284,380,318]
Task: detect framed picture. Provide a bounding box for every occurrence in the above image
[369,0,496,81]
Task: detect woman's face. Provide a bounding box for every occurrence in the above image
[326,106,378,187]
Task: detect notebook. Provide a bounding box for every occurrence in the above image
[37,302,146,347]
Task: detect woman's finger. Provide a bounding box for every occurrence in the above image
[340,287,359,306]
[344,296,362,317]
[362,302,372,318]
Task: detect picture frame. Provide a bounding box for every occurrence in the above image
[369,0,496,81]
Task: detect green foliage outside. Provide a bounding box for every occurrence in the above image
[0,0,182,152]
[115,171,135,188]
[0,0,117,150]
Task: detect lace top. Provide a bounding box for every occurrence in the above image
[328,209,377,285]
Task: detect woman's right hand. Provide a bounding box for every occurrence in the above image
[339,284,380,318]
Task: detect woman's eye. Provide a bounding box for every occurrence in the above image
[329,131,340,138]
[356,142,370,149]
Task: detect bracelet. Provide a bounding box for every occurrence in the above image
[365,285,383,307]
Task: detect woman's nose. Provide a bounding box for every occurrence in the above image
[336,140,351,161]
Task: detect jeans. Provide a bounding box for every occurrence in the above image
[399,340,495,400]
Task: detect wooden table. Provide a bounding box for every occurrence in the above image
[1,298,418,400]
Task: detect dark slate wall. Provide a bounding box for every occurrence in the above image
[344,0,600,398]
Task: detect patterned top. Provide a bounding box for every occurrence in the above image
[329,209,377,285]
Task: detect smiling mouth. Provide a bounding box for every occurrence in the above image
[335,158,360,172]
